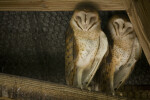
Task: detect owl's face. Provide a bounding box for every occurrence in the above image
[109,16,135,39]
[70,10,101,32]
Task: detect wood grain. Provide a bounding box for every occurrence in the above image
[0,0,124,11]
[0,97,14,100]
[121,0,150,64]
[0,73,150,99]
[0,73,126,100]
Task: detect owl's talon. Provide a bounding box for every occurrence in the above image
[87,87,92,91]
[111,92,115,96]
[78,85,83,90]
[80,86,83,90]
[119,92,123,96]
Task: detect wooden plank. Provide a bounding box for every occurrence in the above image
[0,0,125,11]
[0,73,150,99]
[121,0,150,64]
[0,73,126,100]
[0,97,14,100]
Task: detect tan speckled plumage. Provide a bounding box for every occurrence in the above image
[65,3,108,89]
[96,15,142,94]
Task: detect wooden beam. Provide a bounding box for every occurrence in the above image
[0,73,125,100]
[0,0,125,11]
[121,0,150,64]
[0,97,14,100]
[0,73,150,99]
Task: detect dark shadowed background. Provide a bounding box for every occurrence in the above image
[0,11,149,85]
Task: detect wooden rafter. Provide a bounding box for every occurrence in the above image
[0,0,124,11]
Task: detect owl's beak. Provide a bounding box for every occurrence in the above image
[83,24,88,31]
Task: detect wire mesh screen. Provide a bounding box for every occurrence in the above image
[0,11,149,86]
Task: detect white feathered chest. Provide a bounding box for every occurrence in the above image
[75,36,99,69]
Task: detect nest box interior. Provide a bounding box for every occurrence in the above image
[0,0,150,100]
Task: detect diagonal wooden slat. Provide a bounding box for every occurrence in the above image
[121,0,150,65]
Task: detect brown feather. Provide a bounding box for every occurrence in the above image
[96,15,142,95]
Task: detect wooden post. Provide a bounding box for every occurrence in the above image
[121,0,150,64]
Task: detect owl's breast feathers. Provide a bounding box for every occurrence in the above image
[97,16,142,93]
[65,27,109,86]
[74,35,99,69]
[77,31,108,87]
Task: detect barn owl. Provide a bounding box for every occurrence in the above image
[65,3,108,89]
[96,15,142,94]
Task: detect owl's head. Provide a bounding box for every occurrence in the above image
[108,16,135,39]
[70,3,101,32]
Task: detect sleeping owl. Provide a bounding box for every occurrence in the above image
[65,3,108,89]
[96,15,142,95]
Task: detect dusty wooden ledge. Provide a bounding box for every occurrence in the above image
[0,73,126,100]
[0,0,125,11]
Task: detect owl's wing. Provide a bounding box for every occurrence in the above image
[65,26,76,85]
[83,31,109,87]
[113,37,142,90]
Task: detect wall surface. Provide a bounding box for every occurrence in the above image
[0,11,149,85]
